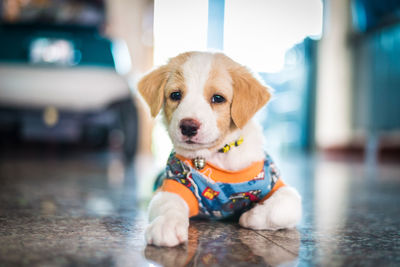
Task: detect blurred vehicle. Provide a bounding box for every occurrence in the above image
[0,0,138,159]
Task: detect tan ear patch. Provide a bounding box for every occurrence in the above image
[230,66,271,129]
[138,52,194,118]
[137,66,169,117]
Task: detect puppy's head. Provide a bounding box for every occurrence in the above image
[138,52,270,154]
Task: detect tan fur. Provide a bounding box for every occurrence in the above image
[138,51,270,139]
[138,52,194,118]
[138,65,169,117]
[168,52,194,69]
[202,57,234,148]
[160,52,202,122]
[214,54,271,129]
[163,72,186,123]
[231,69,270,128]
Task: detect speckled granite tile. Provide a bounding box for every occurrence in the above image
[0,149,400,267]
[281,156,400,267]
[0,150,147,267]
[145,221,300,267]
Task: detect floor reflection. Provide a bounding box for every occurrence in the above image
[1,147,400,266]
[145,221,300,267]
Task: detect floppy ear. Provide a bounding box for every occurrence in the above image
[137,66,169,117]
[230,67,271,129]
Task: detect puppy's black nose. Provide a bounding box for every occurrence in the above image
[180,118,200,137]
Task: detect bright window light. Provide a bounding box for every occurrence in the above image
[152,0,208,166]
[224,0,323,73]
[153,0,209,65]
[111,39,132,75]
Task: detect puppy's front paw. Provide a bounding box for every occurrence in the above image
[145,214,189,247]
[239,186,302,230]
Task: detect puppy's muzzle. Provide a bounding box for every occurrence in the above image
[180,118,200,137]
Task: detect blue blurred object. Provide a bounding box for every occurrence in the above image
[351,0,400,163]
[353,21,400,162]
[352,0,400,32]
[207,0,225,50]
[0,23,115,67]
[260,38,317,151]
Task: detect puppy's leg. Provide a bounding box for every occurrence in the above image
[145,191,189,247]
[239,186,302,230]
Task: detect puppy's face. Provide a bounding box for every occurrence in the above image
[138,52,270,153]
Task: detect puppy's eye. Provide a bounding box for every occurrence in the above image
[211,94,226,104]
[170,91,182,101]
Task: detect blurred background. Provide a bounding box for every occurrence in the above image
[0,0,399,169]
[1,1,400,265]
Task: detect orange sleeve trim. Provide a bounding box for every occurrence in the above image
[261,179,286,203]
[161,179,199,217]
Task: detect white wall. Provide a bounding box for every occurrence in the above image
[315,0,354,148]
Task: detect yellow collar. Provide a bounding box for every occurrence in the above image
[190,137,244,170]
[218,137,244,153]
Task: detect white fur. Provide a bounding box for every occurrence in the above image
[169,53,264,170]
[173,119,265,171]
[239,186,302,230]
[145,52,302,247]
[170,53,221,156]
[145,192,189,247]
[208,120,265,171]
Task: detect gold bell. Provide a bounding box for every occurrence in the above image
[192,157,206,170]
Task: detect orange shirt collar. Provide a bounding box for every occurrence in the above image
[175,154,264,183]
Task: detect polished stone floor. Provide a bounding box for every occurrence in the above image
[0,146,400,267]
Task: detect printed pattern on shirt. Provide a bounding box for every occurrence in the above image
[164,152,281,219]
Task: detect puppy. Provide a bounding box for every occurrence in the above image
[138,52,302,247]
